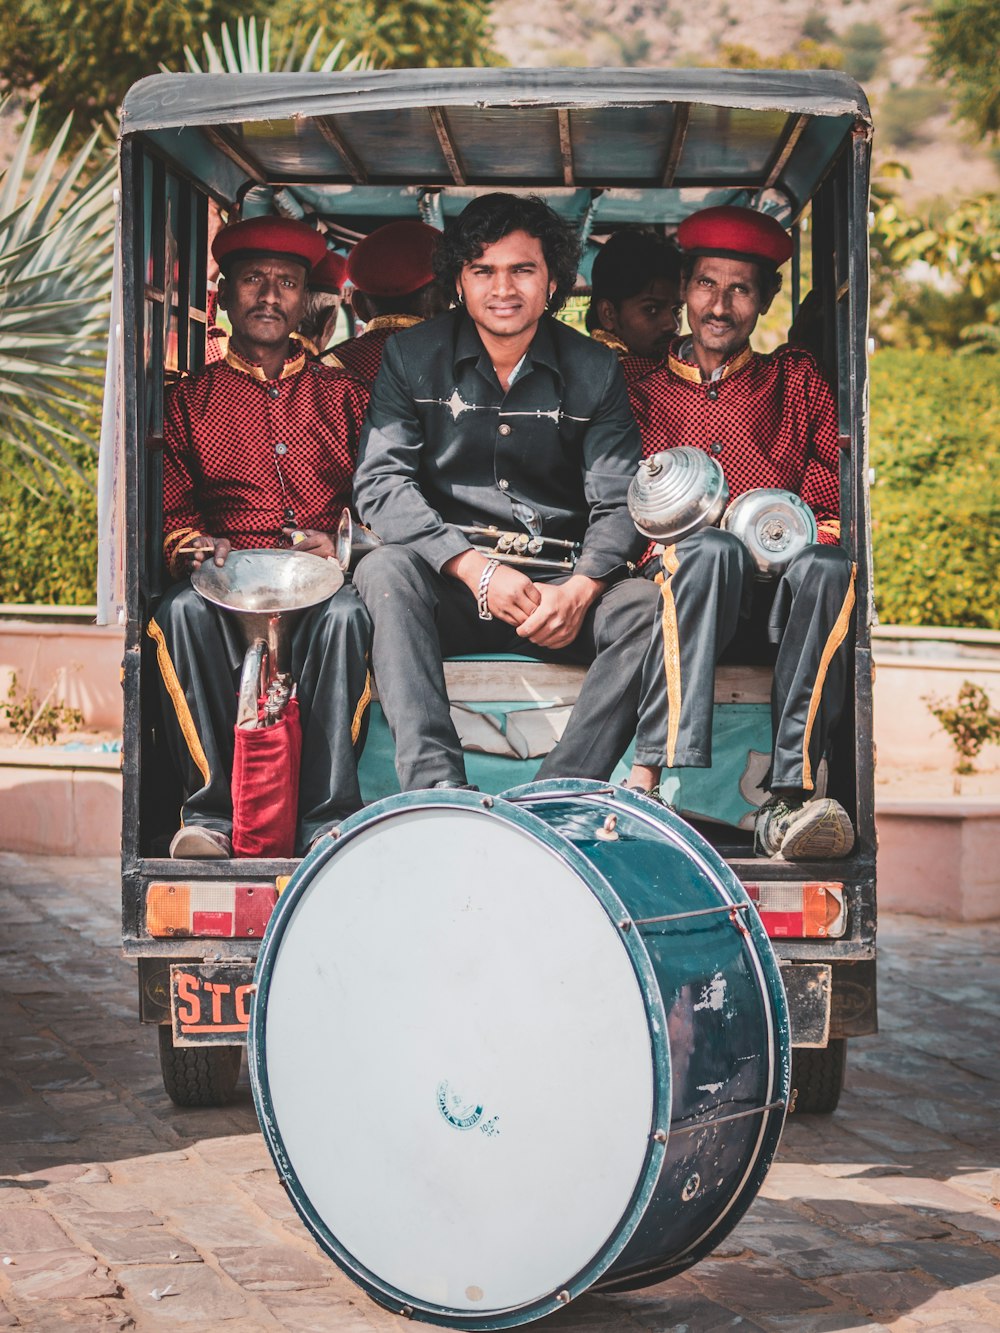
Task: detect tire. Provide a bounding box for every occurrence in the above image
[157,1025,243,1107]
[790,1038,847,1115]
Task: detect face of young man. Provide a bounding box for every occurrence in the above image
[681,255,775,372]
[597,276,682,360]
[219,256,309,354]
[456,229,555,343]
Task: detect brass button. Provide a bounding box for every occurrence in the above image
[498,478,509,490]
[498,423,512,436]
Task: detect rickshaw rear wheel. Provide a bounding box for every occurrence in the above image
[157,1026,242,1107]
[790,1038,847,1114]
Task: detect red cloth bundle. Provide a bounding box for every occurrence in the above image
[231,697,301,858]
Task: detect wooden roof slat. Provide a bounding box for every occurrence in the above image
[557,109,575,187]
[202,127,268,186]
[763,113,810,189]
[660,104,691,187]
[314,117,369,184]
[429,107,467,186]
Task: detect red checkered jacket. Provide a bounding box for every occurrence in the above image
[628,339,842,545]
[162,341,367,577]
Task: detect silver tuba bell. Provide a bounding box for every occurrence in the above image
[721,488,818,579]
[628,446,729,543]
[192,549,345,727]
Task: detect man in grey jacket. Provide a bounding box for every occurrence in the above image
[352,193,661,790]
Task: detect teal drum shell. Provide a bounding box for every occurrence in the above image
[248,780,790,1327]
[502,780,791,1292]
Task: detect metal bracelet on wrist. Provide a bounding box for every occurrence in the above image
[477,558,501,621]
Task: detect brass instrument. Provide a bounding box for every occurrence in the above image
[457,525,579,572]
[192,550,345,728]
[336,508,580,573]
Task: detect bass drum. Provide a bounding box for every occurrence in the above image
[249,780,790,1328]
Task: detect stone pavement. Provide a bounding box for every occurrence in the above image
[0,853,997,1332]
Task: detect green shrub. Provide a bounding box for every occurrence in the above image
[0,442,98,604]
[870,349,1000,629]
[877,86,943,149]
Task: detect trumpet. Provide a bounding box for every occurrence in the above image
[335,509,580,573]
[457,524,579,572]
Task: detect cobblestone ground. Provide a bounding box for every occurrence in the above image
[0,853,997,1332]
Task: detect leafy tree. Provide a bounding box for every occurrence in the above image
[839,22,887,84]
[924,681,1000,788]
[703,40,842,72]
[924,0,1000,142]
[0,0,243,139]
[0,97,115,493]
[269,0,500,69]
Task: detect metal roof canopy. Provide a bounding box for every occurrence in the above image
[121,67,871,231]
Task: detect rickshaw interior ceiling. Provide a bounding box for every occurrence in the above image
[121,68,870,240]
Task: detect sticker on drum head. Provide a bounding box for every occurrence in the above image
[436,1080,484,1130]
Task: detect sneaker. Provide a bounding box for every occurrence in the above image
[754,796,854,860]
[169,826,233,859]
[620,782,672,809]
[431,780,480,791]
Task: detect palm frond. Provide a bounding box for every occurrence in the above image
[0,95,115,491]
[172,18,377,76]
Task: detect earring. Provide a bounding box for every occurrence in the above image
[456,289,465,306]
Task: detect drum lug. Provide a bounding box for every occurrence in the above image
[556,1290,571,1305]
[480,796,494,808]
[618,918,633,932]
[595,814,619,841]
[652,1128,668,1143]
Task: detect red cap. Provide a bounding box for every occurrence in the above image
[212,217,327,276]
[347,221,439,297]
[310,250,348,293]
[677,206,793,268]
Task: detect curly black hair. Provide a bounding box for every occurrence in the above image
[433,193,581,313]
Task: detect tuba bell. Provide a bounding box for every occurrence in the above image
[192,549,345,727]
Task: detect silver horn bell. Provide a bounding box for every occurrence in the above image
[721,488,818,579]
[627,446,729,543]
[192,550,344,728]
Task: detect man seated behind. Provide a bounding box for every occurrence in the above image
[586,228,683,380]
[324,219,448,387]
[352,192,661,792]
[152,217,372,859]
[625,205,856,860]
[298,248,347,354]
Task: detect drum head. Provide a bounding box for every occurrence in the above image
[251,796,665,1323]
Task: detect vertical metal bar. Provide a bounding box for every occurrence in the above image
[791,225,801,320]
[119,136,143,873]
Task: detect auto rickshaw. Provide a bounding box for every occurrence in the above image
[99,67,876,1119]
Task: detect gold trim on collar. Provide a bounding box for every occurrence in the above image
[224,338,307,382]
[591,328,630,356]
[668,342,754,386]
[362,314,423,334]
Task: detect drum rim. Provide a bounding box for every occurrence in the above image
[248,785,675,1327]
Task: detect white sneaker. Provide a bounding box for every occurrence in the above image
[169,826,233,859]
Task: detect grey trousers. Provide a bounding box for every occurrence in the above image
[353,544,662,790]
[634,529,856,792]
[149,579,372,852]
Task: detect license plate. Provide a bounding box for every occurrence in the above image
[170,962,256,1046]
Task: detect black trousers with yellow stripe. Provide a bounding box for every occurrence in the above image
[634,530,856,793]
[148,580,372,853]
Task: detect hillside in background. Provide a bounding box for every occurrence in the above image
[489,0,999,207]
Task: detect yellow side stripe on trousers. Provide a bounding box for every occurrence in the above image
[659,545,683,769]
[147,618,211,786]
[801,563,857,792]
[351,669,372,745]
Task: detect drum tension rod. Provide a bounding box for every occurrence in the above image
[505,787,617,803]
[670,1098,787,1135]
[620,902,752,931]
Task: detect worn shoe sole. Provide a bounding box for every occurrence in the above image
[778,799,855,860]
[169,826,232,859]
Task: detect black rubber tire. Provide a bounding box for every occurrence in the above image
[157,1026,243,1107]
[790,1038,847,1115]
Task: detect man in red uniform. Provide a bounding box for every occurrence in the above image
[626,205,856,860]
[324,219,447,387]
[150,217,372,859]
[586,228,683,382]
